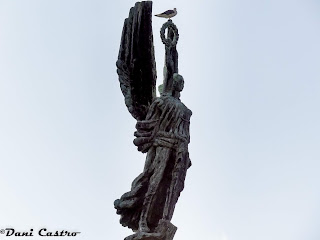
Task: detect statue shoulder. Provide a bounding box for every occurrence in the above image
[178,100,192,117]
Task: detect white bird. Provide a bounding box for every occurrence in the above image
[155,8,177,19]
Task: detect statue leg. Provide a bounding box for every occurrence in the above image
[163,151,188,221]
[139,147,170,233]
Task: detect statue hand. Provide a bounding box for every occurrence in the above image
[133,136,153,153]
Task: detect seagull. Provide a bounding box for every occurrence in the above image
[155,8,177,19]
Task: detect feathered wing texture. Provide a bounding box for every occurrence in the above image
[116,1,157,120]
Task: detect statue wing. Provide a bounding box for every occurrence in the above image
[116,2,157,120]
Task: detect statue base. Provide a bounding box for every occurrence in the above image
[124,220,177,240]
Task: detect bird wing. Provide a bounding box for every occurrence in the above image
[160,9,174,15]
[116,2,157,121]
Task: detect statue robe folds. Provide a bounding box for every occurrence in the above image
[114,95,192,232]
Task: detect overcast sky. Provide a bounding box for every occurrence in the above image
[0,0,320,240]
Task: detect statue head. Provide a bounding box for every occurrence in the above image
[161,73,184,98]
[173,73,184,92]
[158,84,164,95]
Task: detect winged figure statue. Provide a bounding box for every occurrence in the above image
[114,2,192,240]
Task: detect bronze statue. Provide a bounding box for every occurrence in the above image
[114,2,192,240]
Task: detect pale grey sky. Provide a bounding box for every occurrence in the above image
[0,0,319,240]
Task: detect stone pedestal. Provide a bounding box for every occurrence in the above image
[124,220,177,240]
